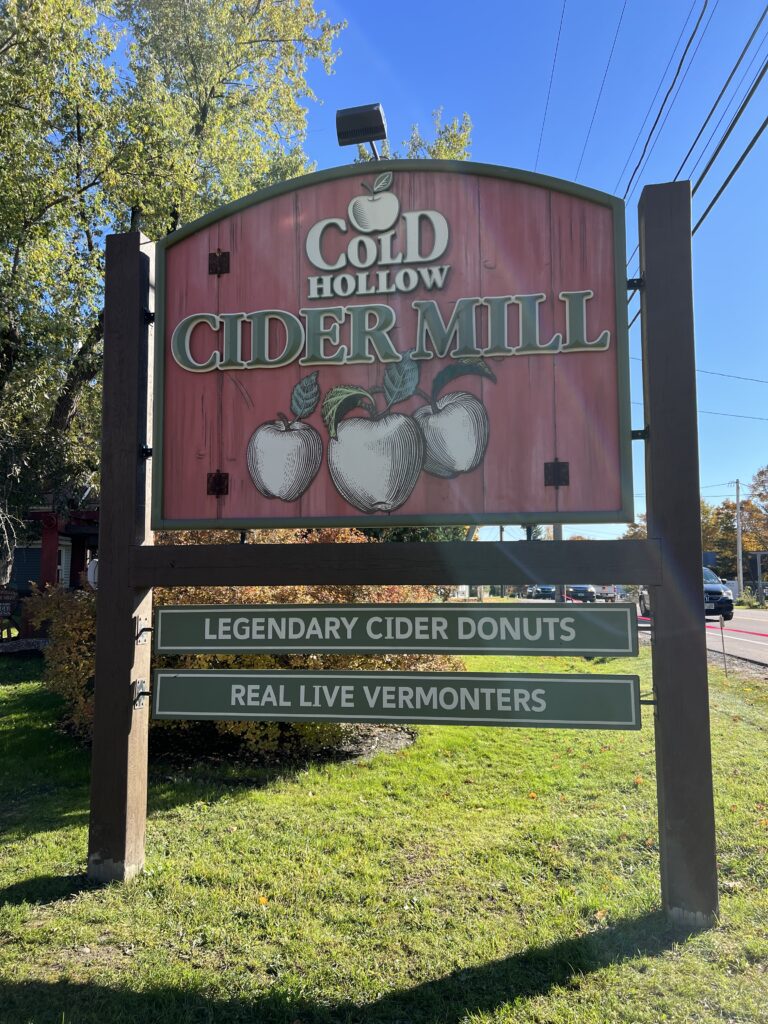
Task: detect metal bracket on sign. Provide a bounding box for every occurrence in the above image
[135,616,152,645]
[207,470,229,496]
[544,459,569,488]
[131,679,151,709]
[208,249,230,276]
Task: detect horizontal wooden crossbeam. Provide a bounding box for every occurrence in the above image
[129,539,662,588]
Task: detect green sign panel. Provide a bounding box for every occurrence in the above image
[153,671,641,730]
[154,603,638,657]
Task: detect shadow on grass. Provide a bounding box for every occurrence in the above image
[0,872,98,907]
[0,910,697,1024]
[0,670,405,842]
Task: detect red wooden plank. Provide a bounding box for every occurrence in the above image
[550,192,621,513]
[162,225,220,521]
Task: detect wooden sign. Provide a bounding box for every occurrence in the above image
[153,160,632,528]
[153,670,642,730]
[154,602,638,656]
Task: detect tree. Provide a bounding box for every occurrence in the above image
[0,0,343,579]
[403,108,473,160]
[357,107,472,162]
[621,515,647,540]
[746,466,768,550]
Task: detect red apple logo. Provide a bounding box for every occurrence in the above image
[414,360,496,478]
[348,171,400,233]
[322,353,424,513]
[246,373,323,502]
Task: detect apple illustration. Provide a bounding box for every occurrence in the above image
[246,373,323,502]
[328,414,423,514]
[322,375,424,513]
[247,417,322,502]
[414,360,497,478]
[414,391,489,478]
[348,171,400,233]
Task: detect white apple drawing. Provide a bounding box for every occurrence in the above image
[247,418,322,502]
[348,171,399,233]
[327,413,423,513]
[414,391,489,478]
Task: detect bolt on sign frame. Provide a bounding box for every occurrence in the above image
[87,163,718,929]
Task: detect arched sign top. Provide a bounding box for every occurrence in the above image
[158,160,625,248]
[152,160,632,529]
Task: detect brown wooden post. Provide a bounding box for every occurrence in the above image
[87,233,154,882]
[638,181,719,926]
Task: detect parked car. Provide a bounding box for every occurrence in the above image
[531,584,556,600]
[566,584,597,602]
[638,567,734,620]
[595,584,617,602]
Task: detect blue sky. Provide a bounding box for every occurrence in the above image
[303,0,768,540]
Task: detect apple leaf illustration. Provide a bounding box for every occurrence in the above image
[322,385,375,439]
[431,358,497,402]
[290,371,320,420]
[383,350,420,407]
[373,171,393,193]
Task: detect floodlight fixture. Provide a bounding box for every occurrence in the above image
[336,103,387,160]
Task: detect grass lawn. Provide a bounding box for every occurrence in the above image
[1,649,767,1023]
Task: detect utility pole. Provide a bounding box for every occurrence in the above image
[553,523,565,602]
[735,479,744,596]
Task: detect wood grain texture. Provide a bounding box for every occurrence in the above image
[88,233,154,882]
[129,539,661,588]
[639,181,718,926]
[159,167,627,524]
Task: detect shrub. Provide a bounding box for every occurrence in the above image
[25,584,97,734]
[26,527,464,757]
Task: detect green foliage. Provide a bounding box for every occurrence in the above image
[0,0,342,571]
[404,108,473,160]
[24,584,98,733]
[357,107,473,162]
[25,527,462,754]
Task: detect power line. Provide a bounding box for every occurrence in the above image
[673,4,768,179]
[626,59,767,302]
[693,113,768,233]
[624,0,721,205]
[687,31,768,180]
[613,0,698,194]
[634,397,768,417]
[535,0,567,172]
[623,0,711,199]
[691,56,768,196]
[630,355,768,385]
[624,9,766,281]
[574,0,628,180]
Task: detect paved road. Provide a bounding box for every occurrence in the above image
[638,606,768,668]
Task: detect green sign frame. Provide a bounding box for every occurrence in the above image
[152,159,633,530]
[152,670,641,730]
[154,602,638,657]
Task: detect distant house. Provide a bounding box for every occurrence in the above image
[10,506,98,594]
